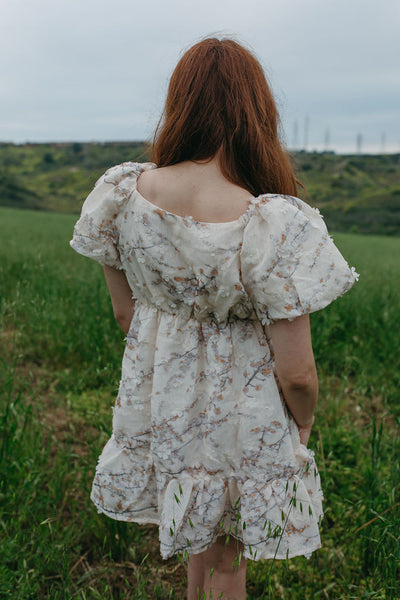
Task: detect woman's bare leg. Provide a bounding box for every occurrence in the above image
[187,552,205,600]
[187,535,247,599]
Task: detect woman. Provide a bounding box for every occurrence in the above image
[70,38,358,600]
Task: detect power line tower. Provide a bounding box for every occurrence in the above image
[381,132,386,154]
[293,120,298,150]
[303,116,309,151]
[324,128,330,152]
[356,133,363,155]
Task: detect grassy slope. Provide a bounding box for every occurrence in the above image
[0,207,399,599]
[294,152,400,235]
[0,142,150,214]
[0,142,399,235]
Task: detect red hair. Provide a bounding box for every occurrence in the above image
[151,37,300,197]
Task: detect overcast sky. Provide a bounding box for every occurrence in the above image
[1,0,399,153]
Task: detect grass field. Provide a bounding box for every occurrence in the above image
[0,206,399,599]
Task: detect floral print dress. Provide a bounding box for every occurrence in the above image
[70,161,358,561]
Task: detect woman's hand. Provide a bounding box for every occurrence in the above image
[297,416,315,446]
[268,316,318,441]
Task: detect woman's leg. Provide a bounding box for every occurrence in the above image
[187,535,247,599]
[187,552,205,600]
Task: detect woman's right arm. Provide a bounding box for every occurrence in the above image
[268,314,318,446]
[103,265,136,335]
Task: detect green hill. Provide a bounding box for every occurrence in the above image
[294,151,400,236]
[0,141,149,214]
[0,142,399,235]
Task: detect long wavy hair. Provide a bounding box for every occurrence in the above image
[151,37,300,197]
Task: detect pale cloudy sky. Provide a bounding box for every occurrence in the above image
[1,0,399,153]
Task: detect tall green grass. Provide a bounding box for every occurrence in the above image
[312,233,400,406]
[0,208,124,393]
[0,207,399,598]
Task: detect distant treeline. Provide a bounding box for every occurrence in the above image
[0,141,399,235]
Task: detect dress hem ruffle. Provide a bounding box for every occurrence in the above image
[90,445,323,562]
[92,494,322,561]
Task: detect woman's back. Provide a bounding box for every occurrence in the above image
[69,37,360,598]
[137,157,253,224]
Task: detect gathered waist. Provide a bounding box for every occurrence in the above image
[132,297,257,328]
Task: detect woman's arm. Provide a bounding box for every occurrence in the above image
[103,266,136,335]
[268,314,318,446]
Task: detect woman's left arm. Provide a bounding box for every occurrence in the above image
[103,265,136,335]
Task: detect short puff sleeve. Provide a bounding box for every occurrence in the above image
[70,162,142,269]
[240,195,359,324]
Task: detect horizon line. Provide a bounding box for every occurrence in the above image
[0,139,399,157]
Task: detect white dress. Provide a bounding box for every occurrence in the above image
[70,161,358,561]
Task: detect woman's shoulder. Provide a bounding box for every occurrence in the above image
[253,193,322,222]
[95,161,157,188]
[241,192,359,324]
[78,162,155,218]
[244,193,329,248]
